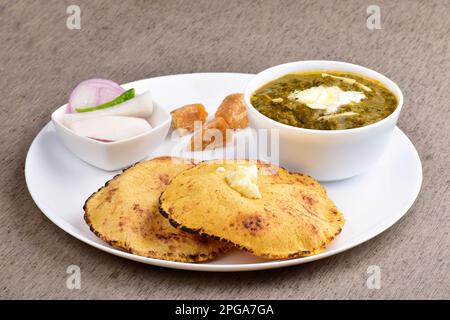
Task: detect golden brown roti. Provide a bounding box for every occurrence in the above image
[159,160,345,259]
[84,157,230,262]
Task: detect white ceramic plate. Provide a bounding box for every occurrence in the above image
[25,73,422,272]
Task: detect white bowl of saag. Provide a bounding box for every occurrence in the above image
[244,60,403,181]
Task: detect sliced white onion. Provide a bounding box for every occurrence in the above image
[67,79,125,113]
[68,116,152,142]
[63,91,153,126]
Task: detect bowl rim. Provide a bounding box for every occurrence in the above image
[244,60,404,135]
[51,101,172,146]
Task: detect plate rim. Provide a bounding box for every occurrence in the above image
[24,72,423,272]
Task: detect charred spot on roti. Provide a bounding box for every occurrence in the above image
[301,194,317,207]
[241,214,265,235]
[132,203,144,213]
[159,173,171,185]
[105,187,118,203]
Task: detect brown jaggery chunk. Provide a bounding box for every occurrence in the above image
[190,117,231,151]
[171,103,208,133]
[215,93,249,129]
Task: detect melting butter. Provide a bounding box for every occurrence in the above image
[288,85,366,114]
[219,165,262,199]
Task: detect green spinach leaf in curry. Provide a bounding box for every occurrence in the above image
[250,71,397,130]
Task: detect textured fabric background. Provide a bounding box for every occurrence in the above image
[0,0,448,299]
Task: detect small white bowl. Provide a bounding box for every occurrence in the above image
[244,60,404,181]
[51,102,171,171]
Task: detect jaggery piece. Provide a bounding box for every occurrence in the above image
[190,117,231,151]
[171,103,208,133]
[215,93,249,129]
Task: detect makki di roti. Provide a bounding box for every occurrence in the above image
[84,157,230,262]
[159,160,345,259]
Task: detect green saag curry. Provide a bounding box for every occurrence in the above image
[250,71,398,130]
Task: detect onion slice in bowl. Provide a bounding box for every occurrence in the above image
[67,116,152,142]
[67,79,125,113]
[63,91,154,126]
